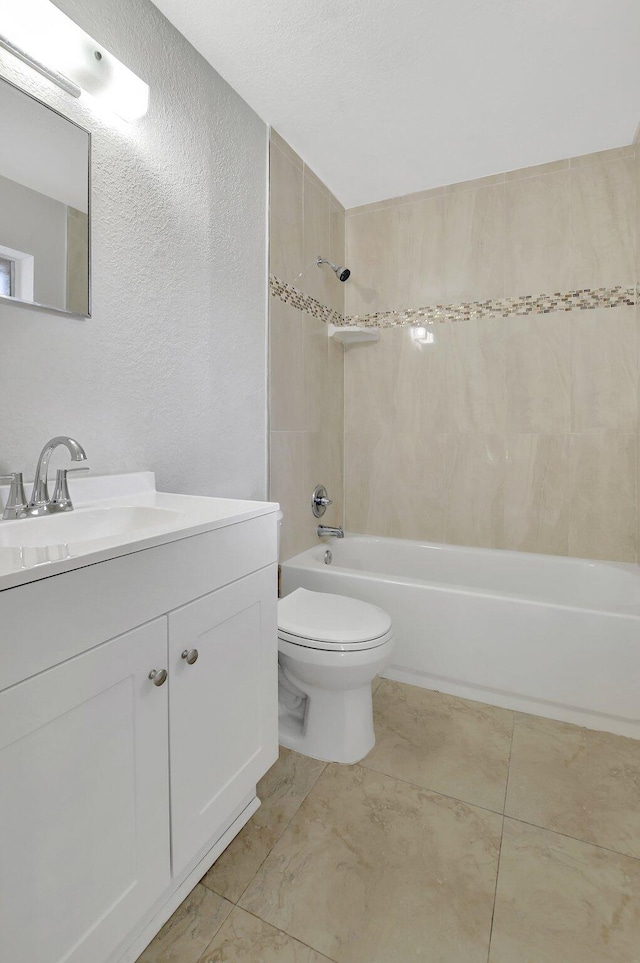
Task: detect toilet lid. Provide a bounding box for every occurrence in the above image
[278,588,392,645]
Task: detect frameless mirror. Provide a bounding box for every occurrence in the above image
[0,75,90,317]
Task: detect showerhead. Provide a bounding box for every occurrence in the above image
[316,257,351,283]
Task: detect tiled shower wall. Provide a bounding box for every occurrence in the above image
[269,132,345,561]
[343,147,640,561]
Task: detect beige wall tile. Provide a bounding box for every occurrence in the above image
[302,312,329,434]
[270,129,303,170]
[344,431,392,536]
[502,434,571,555]
[302,175,331,306]
[444,185,505,302]
[327,335,345,436]
[345,206,397,316]
[328,204,346,315]
[504,171,571,295]
[303,162,343,212]
[270,299,306,432]
[346,183,450,217]
[392,324,448,436]
[344,330,396,433]
[504,315,571,433]
[395,195,447,307]
[362,681,513,812]
[445,434,505,548]
[270,142,303,284]
[446,319,506,433]
[569,144,636,168]
[570,154,636,288]
[270,431,307,561]
[571,306,637,431]
[240,765,502,963]
[344,430,449,541]
[636,154,640,282]
[489,820,640,963]
[504,157,570,181]
[305,431,344,534]
[506,712,640,858]
[269,131,345,563]
[446,172,506,194]
[568,431,636,561]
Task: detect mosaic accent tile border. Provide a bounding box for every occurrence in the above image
[346,285,637,327]
[270,276,637,329]
[269,276,344,326]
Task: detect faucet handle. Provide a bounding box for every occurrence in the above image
[0,472,28,520]
[51,467,89,513]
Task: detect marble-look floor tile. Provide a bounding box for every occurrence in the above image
[361,680,513,811]
[489,819,640,963]
[240,764,502,963]
[202,749,326,902]
[137,884,233,963]
[197,907,335,963]
[506,713,640,858]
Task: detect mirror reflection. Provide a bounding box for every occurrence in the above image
[0,77,90,317]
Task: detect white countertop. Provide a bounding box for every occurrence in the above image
[0,472,279,591]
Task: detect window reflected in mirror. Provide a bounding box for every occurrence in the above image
[0,76,90,317]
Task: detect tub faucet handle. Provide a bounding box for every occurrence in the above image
[0,472,28,520]
[312,484,332,518]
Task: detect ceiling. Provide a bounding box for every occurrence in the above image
[151,0,640,209]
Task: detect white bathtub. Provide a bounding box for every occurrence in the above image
[281,535,640,738]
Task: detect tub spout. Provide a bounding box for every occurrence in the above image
[317,525,344,538]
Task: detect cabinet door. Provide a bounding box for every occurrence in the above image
[0,620,170,963]
[169,564,278,874]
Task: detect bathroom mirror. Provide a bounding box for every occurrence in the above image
[0,75,90,318]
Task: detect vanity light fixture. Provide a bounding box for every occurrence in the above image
[0,0,149,120]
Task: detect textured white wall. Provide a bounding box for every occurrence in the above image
[0,0,268,499]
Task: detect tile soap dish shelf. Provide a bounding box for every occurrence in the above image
[328,324,379,345]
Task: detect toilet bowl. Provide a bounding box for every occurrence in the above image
[278,588,394,764]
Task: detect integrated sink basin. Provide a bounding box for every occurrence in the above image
[0,506,185,549]
[0,471,280,589]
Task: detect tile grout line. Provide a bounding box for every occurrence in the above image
[486,711,515,961]
[502,710,517,813]
[204,759,329,908]
[191,892,235,963]
[356,715,640,864]
[239,905,341,962]
[353,758,506,818]
[486,814,506,963]
[502,812,640,864]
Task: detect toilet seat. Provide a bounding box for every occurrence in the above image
[278,588,393,653]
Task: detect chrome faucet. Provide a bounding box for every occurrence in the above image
[28,436,88,516]
[317,525,344,539]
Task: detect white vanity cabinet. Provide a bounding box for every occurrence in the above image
[169,566,278,874]
[0,620,172,963]
[0,497,279,963]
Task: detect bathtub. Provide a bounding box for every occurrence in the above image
[281,535,640,738]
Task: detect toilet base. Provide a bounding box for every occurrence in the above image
[278,668,376,764]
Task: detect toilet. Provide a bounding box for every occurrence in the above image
[277,588,394,764]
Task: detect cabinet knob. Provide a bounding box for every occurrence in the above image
[148,668,168,686]
[181,648,199,665]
